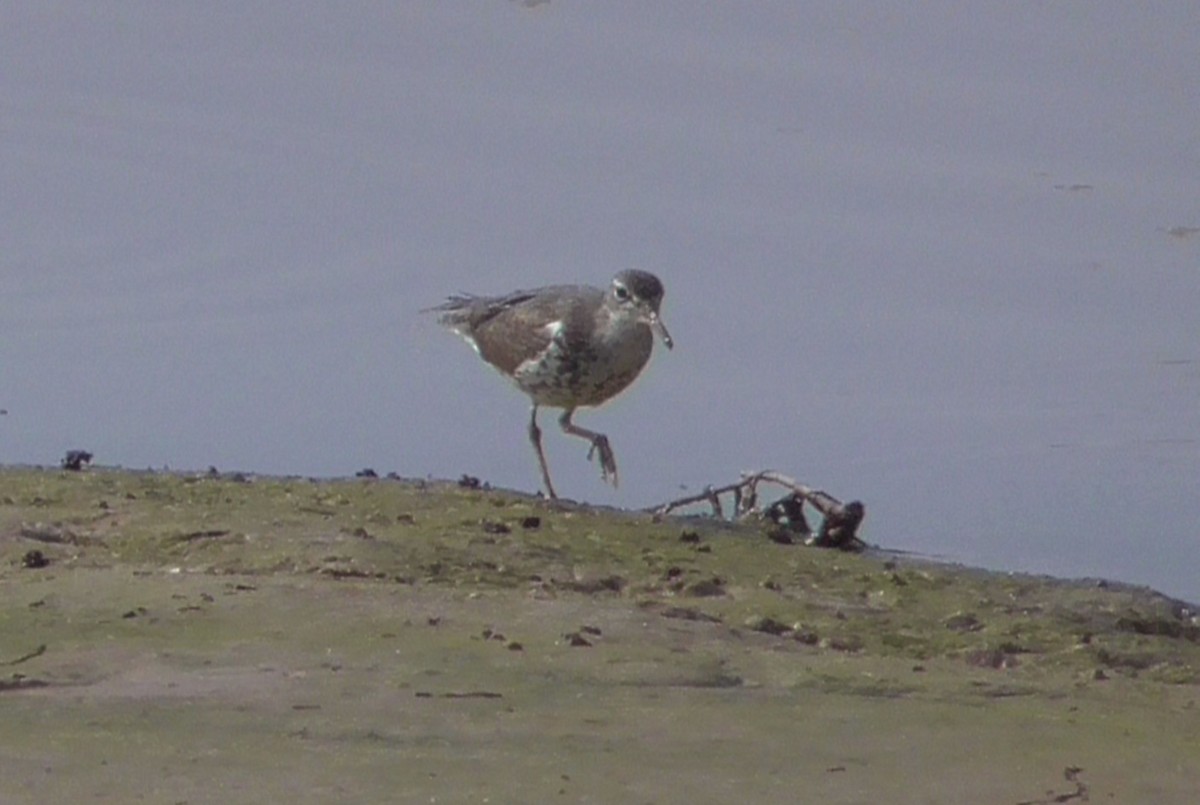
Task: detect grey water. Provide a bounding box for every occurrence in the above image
[2,3,1197,602]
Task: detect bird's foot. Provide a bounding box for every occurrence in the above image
[586,435,619,487]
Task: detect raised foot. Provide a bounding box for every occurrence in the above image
[586,435,619,487]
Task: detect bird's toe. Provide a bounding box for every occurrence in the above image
[586,436,619,486]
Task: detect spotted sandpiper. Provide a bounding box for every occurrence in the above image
[429,270,673,499]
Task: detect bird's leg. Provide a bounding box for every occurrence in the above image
[558,409,618,487]
[528,404,558,499]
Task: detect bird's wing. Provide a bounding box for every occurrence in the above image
[468,286,599,375]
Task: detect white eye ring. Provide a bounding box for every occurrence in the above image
[614,284,630,301]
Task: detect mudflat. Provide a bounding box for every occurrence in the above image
[2,467,1197,803]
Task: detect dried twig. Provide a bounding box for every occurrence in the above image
[1015,766,1088,805]
[703,486,723,519]
[2,644,47,666]
[649,470,867,551]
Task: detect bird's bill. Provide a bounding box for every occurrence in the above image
[649,313,674,350]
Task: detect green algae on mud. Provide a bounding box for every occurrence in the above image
[4,465,1195,681]
[2,465,1199,803]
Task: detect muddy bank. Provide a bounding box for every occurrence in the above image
[2,467,1198,803]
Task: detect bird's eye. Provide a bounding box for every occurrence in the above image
[614,285,630,301]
